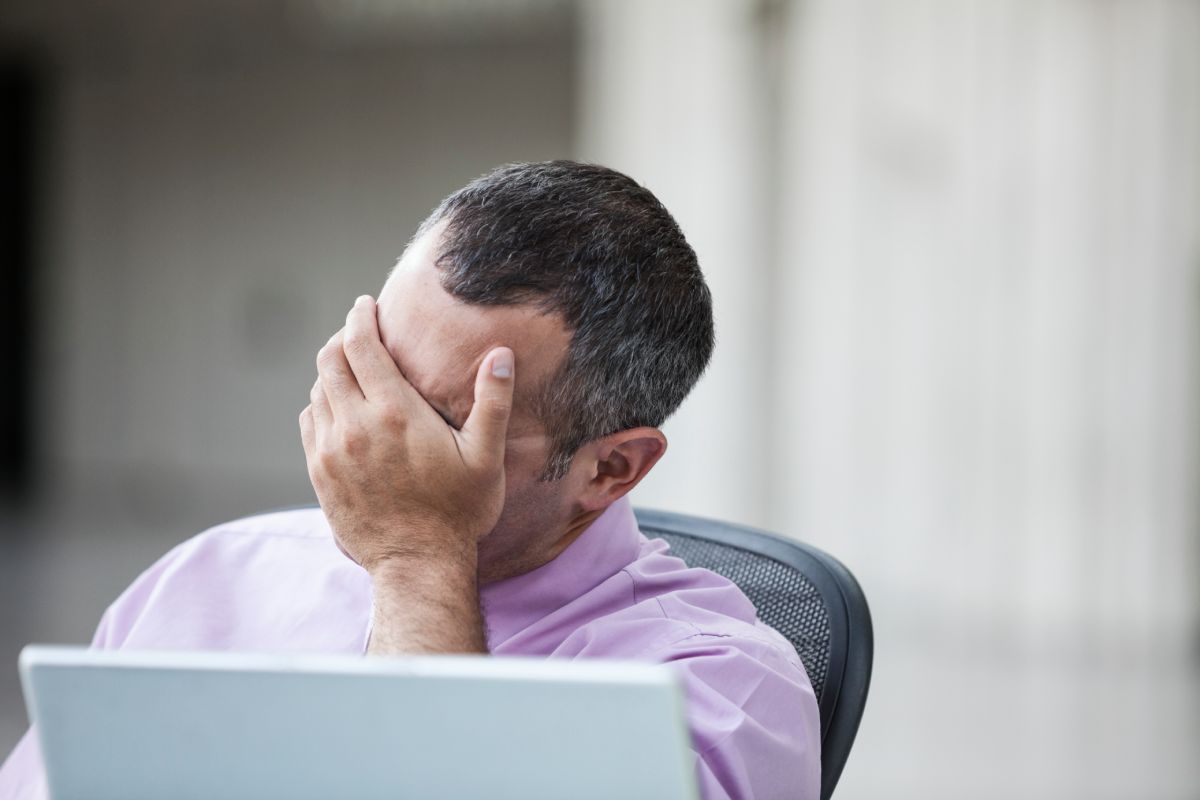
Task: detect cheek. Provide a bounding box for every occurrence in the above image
[501,434,551,482]
[499,442,560,517]
[491,456,558,544]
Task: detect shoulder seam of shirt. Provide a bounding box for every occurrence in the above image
[621,565,709,638]
[654,596,705,637]
[621,566,640,606]
[622,567,792,644]
[666,630,810,675]
[619,566,809,675]
[666,630,734,648]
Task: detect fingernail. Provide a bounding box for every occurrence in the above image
[492,349,513,378]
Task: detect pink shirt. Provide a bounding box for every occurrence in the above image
[0,497,820,799]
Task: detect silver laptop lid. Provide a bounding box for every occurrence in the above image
[21,645,698,800]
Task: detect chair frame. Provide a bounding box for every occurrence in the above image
[634,508,873,800]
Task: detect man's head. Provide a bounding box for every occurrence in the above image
[376,161,713,577]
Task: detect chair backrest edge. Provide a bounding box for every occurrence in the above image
[808,546,874,800]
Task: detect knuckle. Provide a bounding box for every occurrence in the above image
[377,401,405,427]
[305,454,322,475]
[339,425,367,453]
[315,445,337,471]
[387,412,409,433]
[343,332,370,359]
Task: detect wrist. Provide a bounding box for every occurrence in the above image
[366,541,478,586]
[365,538,486,656]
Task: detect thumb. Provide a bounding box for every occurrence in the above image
[462,346,515,462]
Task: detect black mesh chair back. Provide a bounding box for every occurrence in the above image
[634,508,873,800]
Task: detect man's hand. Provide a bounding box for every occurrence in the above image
[298,294,515,574]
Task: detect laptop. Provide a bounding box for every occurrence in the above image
[20,645,698,800]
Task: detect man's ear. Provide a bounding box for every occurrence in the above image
[577,427,667,512]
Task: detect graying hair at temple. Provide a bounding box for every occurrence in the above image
[414,160,715,480]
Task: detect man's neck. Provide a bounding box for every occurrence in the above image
[477,507,605,585]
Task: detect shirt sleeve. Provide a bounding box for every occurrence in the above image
[662,633,822,800]
[0,544,187,799]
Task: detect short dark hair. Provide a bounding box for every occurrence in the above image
[418,160,715,479]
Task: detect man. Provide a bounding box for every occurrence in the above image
[0,161,820,799]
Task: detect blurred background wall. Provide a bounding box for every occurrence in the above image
[1,1,1198,798]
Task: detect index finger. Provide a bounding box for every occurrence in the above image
[342,295,410,402]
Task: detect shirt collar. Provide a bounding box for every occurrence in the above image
[480,496,643,648]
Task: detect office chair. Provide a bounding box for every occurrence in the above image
[634,508,873,800]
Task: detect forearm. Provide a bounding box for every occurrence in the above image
[366,549,488,655]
